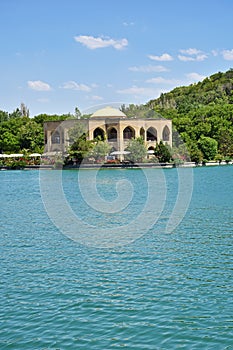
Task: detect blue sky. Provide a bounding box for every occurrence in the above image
[1,0,233,116]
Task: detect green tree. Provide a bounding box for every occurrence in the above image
[0,131,20,153]
[187,142,203,163]
[0,117,25,152]
[217,129,233,157]
[198,136,218,161]
[126,137,147,162]
[74,107,82,119]
[154,141,172,163]
[68,122,87,145]
[9,108,22,119]
[69,135,94,163]
[18,120,44,152]
[91,140,111,161]
[0,110,9,122]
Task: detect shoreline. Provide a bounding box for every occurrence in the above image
[0,161,232,171]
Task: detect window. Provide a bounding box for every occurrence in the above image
[123,126,135,139]
[146,127,157,141]
[51,131,60,144]
[93,127,105,140]
[107,127,117,140]
[162,126,170,141]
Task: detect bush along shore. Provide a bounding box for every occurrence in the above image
[1,156,233,171]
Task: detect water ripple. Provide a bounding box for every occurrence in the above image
[0,168,233,349]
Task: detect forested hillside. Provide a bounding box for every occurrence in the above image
[145,68,233,161]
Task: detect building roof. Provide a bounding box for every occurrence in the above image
[90,106,126,119]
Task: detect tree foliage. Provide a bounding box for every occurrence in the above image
[154,141,172,163]
[142,68,233,160]
[198,136,218,161]
[91,140,111,161]
[126,137,147,162]
[2,69,233,162]
[0,104,74,154]
[69,135,93,162]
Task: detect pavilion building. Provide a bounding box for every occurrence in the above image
[43,106,172,157]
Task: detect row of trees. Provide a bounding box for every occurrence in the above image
[0,107,83,154]
[2,67,233,163]
[0,103,229,163]
[0,105,172,164]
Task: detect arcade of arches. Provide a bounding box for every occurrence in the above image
[44,106,172,155]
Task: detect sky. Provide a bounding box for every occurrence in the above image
[1,0,233,117]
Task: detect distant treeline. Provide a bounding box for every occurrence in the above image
[0,107,84,154]
[1,69,233,161]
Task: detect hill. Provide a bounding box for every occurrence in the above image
[145,69,233,162]
[147,69,233,112]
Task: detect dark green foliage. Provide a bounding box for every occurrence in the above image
[69,135,94,163]
[146,68,233,160]
[154,141,172,163]
[0,106,78,154]
[198,136,218,161]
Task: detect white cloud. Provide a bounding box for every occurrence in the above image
[222,49,233,60]
[74,35,128,50]
[180,48,201,55]
[146,77,181,85]
[129,65,169,73]
[123,21,135,26]
[178,54,207,62]
[178,48,208,62]
[146,73,206,88]
[28,80,51,91]
[186,72,206,81]
[61,81,91,92]
[91,95,104,101]
[148,53,173,61]
[117,85,160,96]
[178,55,195,62]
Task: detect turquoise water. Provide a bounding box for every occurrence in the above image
[1,166,233,349]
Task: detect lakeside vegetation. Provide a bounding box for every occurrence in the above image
[1,69,233,165]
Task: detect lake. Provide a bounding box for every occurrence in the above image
[1,166,233,349]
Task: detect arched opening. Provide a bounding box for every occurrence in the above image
[146,127,157,141]
[107,127,117,141]
[147,146,155,156]
[140,127,145,140]
[93,127,105,140]
[162,126,170,142]
[123,126,135,140]
[51,130,60,144]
